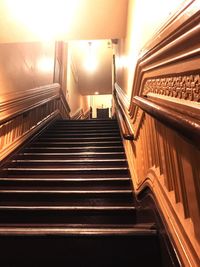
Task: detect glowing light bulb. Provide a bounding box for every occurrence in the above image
[84,42,97,72]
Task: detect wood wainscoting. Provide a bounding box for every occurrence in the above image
[0,83,70,163]
[114,1,200,266]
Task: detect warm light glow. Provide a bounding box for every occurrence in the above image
[37,57,54,72]
[84,58,97,72]
[94,91,99,95]
[117,55,128,69]
[6,0,78,41]
[84,42,98,72]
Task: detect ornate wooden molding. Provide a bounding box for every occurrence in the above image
[0,83,70,163]
[143,74,200,102]
[129,0,200,134]
[124,1,200,266]
[0,83,70,124]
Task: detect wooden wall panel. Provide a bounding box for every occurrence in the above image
[114,1,200,266]
[0,84,70,163]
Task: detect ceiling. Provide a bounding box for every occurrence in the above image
[0,0,129,96]
[69,40,113,95]
[0,0,128,42]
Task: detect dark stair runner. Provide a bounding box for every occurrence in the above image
[0,119,162,267]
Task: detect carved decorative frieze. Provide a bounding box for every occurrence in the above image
[143,74,200,102]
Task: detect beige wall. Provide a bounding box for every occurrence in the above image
[67,47,81,116]
[115,0,185,97]
[67,44,90,116]
[0,42,55,97]
[90,94,112,118]
[81,95,90,113]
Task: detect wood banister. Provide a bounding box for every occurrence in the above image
[0,83,70,125]
[114,2,200,266]
[0,83,70,163]
[133,96,200,149]
[113,87,134,140]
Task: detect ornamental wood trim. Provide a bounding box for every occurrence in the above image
[121,2,200,266]
[0,83,70,163]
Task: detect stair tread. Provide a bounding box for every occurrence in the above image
[26,146,123,149]
[0,190,132,194]
[39,137,121,140]
[0,206,136,210]
[0,227,157,236]
[12,159,127,163]
[42,133,120,136]
[5,167,129,171]
[19,152,125,155]
[0,223,155,228]
[0,177,131,181]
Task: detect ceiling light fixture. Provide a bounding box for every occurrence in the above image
[84,42,97,72]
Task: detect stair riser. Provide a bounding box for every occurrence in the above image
[46,129,120,133]
[24,147,124,153]
[4,169,129,176]
[0,210,137,224]
[0,180,131,189]
[0,235,161,267]
[15,154,125,160]
[48,126,120,131]
[38,138,122,142]
[41,133,121,137]
[28,142,123,147]
[9,162,128,168]
[53,122,118,126]
[0,192,133,204]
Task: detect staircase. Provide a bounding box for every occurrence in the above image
[0,119,162,267]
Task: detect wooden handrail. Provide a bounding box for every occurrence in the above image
[133,96,200,149]
[0,83,70,162]
[0,83,70,125]
[113,88,134,140]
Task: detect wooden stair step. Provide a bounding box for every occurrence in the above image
[0,177,131,190]
[41,132,121,137]
[0,227,157,236]
[30,141,123,147]
[0,206,137,224]
[16,152,125,160]
[23,147,124,153]
[10,159,127,168]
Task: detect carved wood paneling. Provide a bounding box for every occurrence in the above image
[143,74,200,102]
[115,1,200,266]
[0,84,70,163]
[130,114,200,266]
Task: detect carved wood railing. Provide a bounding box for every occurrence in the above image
[133,96,200,149]
[0,83,70,163]
[113,84,134,140]
[116,1,200,266]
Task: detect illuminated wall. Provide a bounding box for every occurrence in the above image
[90,94,112,118]
[67,43,90,116]
[115,0,185,97]
[0,42,55,96]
